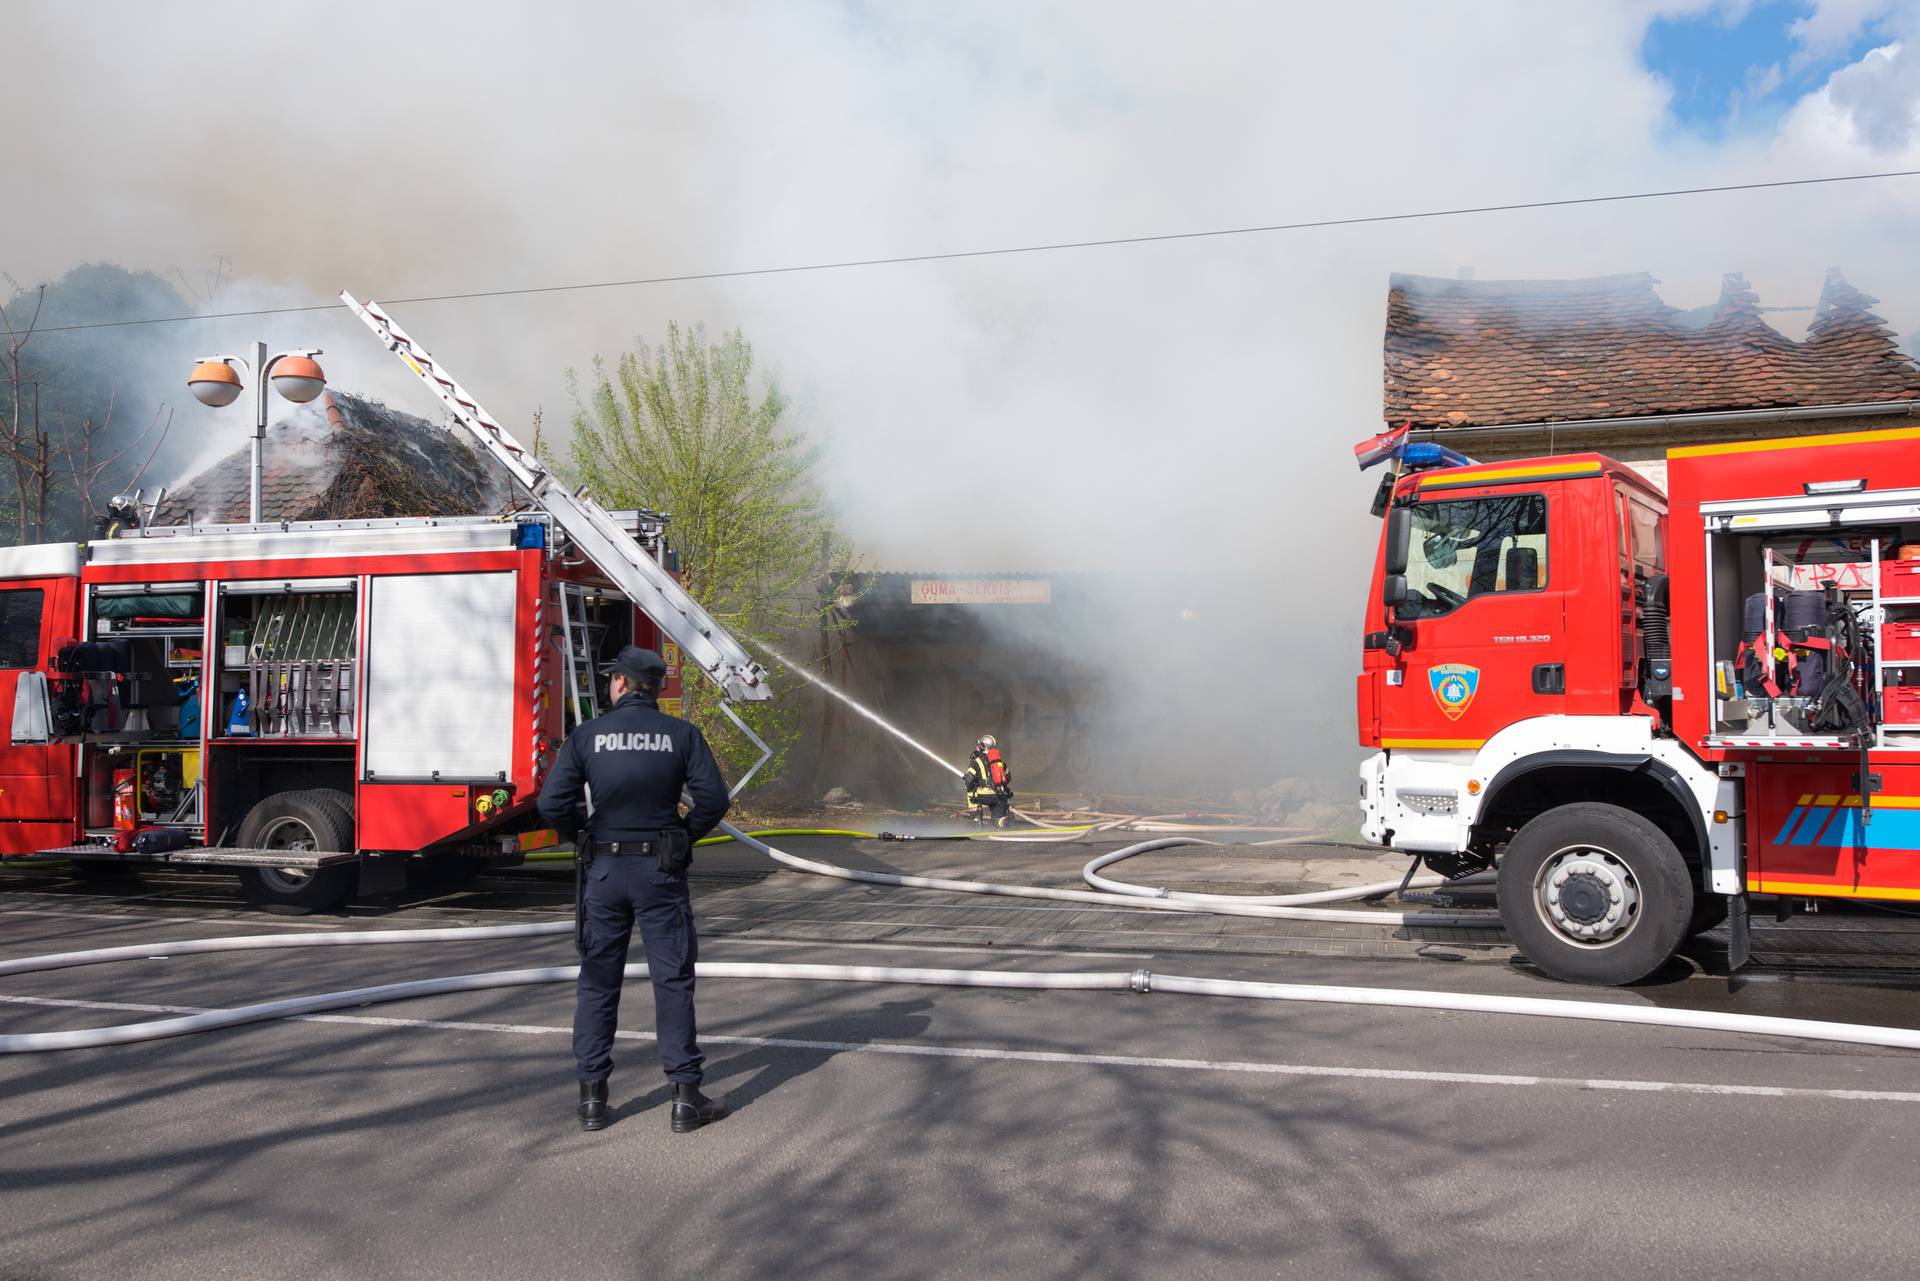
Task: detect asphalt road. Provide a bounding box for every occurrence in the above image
[7,838,1920,1280]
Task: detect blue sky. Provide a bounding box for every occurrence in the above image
[1643,1,1883,133]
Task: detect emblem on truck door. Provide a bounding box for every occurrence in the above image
[1428,663,1481,720]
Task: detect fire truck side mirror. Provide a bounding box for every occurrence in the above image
[11,671,52,746]
[1384,506,1412,576]
[1382,574,1409,608]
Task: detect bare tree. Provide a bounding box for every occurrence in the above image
[0,285,47,540]
[171,255,231,308]
[1,284,171,543]
[66,399,169,537]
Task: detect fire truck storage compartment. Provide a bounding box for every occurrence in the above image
[362,571,516,782]
[204,743,356,844]
[1886,620,1920,663]
[1885,541,1920,733]
[1706,515,1920,744]
[86,583,203,739]
[79,745,206,830]
[216,580,357,739]
[555,584,636,731]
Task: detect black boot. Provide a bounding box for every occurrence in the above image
[670,1082,728,1133]
[578,1079,609,1132]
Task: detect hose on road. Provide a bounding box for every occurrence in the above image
[7,821,1920,1056]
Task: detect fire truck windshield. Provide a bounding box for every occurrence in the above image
[1396,493,1548,619]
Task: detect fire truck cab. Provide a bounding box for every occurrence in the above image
[0,513,684,912]
[1358,426,1920,983]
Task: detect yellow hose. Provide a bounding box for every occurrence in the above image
[699,828,884,845]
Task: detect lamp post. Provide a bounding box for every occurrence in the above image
[188,341,327,524]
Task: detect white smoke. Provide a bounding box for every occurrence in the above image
[8,0,1920,791]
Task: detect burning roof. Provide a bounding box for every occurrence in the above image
[1382,268,1920,429]
[155,390,509,525]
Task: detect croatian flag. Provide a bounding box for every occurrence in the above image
[1353,422,1411,471]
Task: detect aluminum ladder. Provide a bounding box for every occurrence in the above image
[555,583,605,729]
[340,291,771,702]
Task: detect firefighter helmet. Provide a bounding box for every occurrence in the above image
[976,734,997,751]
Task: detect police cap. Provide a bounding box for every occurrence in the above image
[600,645,668,684]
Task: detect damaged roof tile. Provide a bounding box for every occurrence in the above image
[155,390,509,524]
[1382,268,1920,428]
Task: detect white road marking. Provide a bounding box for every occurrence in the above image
[0,907,335,930]
[0,921,1142,964]
[708,937,1148,960]
[6,991,1919,1103]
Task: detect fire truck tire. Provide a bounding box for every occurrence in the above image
[1497,802,1692,986]
[235,790,357,914]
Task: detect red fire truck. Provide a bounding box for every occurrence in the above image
[0,296,770,912]
[1358,426,1920,983]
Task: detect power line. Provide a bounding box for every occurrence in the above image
[30,167,1920,335]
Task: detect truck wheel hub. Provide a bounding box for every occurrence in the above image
[1538,849,1639,944]
[1557,873,1609,924]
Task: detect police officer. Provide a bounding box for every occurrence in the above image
[537,645,731,1134]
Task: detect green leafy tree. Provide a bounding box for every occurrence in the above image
[566,322,857,788]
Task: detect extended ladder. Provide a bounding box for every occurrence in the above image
[340,292,770,701]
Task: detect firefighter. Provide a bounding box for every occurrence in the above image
[95,494,141,540]
[537,645,731,1135]
[965,733,1014,827]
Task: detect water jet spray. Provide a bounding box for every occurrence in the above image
[757,642,965,778]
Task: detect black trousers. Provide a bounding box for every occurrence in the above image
[972,794,1011,822]
[573,854,702,1085]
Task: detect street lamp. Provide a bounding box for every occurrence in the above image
[188,341,327,524]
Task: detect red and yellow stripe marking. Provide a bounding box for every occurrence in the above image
[1670,424,1920,460]
[1418,461,1602,490]
[1790,793,1920,810]
[1747,878,1920,902]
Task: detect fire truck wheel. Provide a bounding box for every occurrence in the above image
[235,790,357,914]
[1497,802,1693,986]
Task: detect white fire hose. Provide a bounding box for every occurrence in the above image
[7,821,1920,1055]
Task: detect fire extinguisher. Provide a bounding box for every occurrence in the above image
[113,769,136,831]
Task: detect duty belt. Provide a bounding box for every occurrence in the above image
[594,838,660,857]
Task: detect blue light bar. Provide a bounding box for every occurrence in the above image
[1398,442,1477,470]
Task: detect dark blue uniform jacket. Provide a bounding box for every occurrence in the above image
[537,692,730,845]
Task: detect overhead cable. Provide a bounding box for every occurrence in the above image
[30,168,1920,335]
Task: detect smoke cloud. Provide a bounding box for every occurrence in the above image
[8,1,1920,796]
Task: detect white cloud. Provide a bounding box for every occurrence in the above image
[1820,40,1920,147]
[1789,0,1896,67]
[1729,59,1786,125]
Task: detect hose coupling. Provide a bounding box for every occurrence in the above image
[1154,887,1170,899]
[1130,968,1153,993]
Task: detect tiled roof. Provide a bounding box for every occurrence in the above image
[155,390,508,524]
[1382,269,1920,429]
